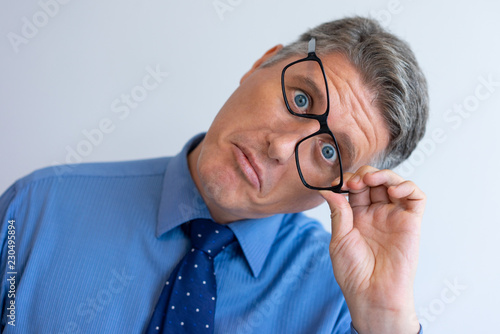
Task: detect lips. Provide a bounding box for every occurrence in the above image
[232,143,263,190]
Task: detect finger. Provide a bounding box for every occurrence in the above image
[387,180,427,214]
[362,169,406,188]
[345,166,380,192]
[344,166,380,207]
[368,184,391,204]
[365,170,425,207]
[350,168,408,206]
[319,190,353,243]
[335,172,354,192]
[388,180,424,200]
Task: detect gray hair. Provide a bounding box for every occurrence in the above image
[262,16,429,170]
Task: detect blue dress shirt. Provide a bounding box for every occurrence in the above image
[0,134,421,333]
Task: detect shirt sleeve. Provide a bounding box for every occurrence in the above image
[350,322,423,333]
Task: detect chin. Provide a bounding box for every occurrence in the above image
[199,164,233,197]
[198,172,269,221]
[197,166,245,213]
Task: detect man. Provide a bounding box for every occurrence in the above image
[0,16,428,333]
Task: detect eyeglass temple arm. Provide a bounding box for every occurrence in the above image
[308,38,316,54]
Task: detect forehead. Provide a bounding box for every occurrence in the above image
[318,52,390,170]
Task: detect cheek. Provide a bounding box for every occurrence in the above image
[265,180,325,214]
[197,152,238,201]
[288,191,325,212]
[225,82,282,120]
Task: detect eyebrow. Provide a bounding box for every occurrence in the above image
[335,132,356,170]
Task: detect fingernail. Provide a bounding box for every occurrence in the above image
[351,175,360,183]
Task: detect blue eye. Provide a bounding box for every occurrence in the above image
[321,143,336,162]
[293,90,309,112]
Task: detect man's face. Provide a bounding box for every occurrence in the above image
[188,47,390,223]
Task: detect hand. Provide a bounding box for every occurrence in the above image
[320,166,425,334]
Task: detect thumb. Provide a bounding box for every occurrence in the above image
[319,191,353,243]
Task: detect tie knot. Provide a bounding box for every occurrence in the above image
[188,219,235,257]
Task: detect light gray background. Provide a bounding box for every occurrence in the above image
[1,0,499,332]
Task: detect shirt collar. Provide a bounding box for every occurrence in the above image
[158,133,284,278]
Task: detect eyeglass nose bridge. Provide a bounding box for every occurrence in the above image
[306,111,331,134]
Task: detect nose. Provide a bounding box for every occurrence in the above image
[267,120,318,165]
[267,132,300,164]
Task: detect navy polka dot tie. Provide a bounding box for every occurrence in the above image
[146,219,235,333]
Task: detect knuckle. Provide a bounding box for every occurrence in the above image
[360,165,376,172]
[354,165,378,177]
[404,180,415,187]
[342,172,355,180]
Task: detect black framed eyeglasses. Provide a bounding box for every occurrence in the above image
[281,38,348,193]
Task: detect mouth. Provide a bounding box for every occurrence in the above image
[232,143,263,191]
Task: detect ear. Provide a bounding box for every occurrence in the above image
[240,44,284,84]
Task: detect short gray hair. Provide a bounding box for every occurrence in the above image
[262,16,429,170]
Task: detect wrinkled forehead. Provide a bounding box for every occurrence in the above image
[320,53,390,170]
